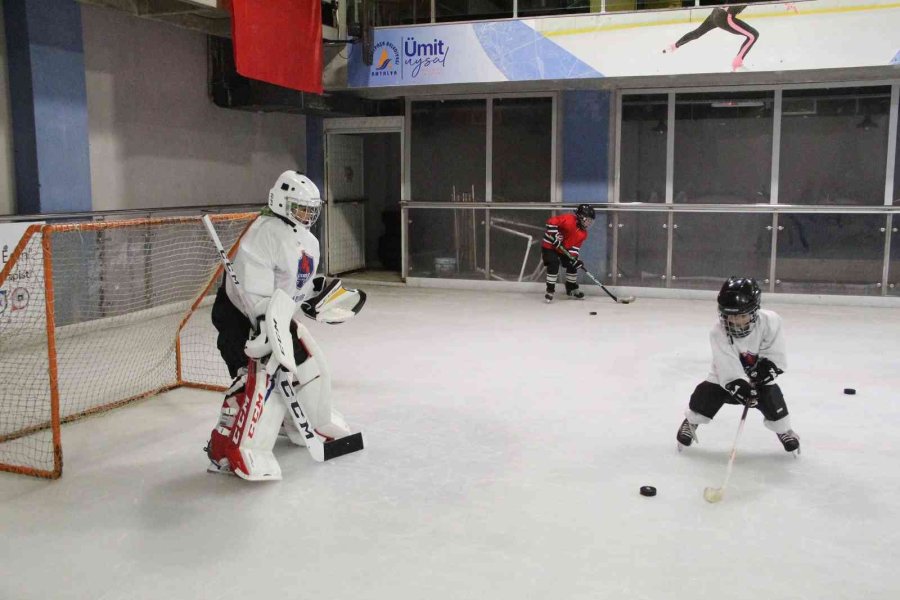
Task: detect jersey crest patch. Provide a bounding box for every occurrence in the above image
[740,351,758,374]
[296,252,315,290]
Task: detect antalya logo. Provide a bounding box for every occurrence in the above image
[371,41,400,79]
[403,36,450,78]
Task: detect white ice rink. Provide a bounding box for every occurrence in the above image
[2,285,899,600]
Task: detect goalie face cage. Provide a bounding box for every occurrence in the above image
[0,213,257,479]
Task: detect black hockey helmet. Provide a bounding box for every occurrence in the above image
[717,277,761,338]
[575,204,596,229]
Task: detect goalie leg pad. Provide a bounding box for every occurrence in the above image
[207,360,284,481]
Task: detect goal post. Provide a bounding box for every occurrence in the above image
[0,213,257,479]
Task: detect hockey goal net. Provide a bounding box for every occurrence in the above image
[0,213,257,479]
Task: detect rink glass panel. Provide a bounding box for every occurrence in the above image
[671,213,772,290]
[491,97,552,204]
[674,91,773,205]
[620,94,667,204]
[410,100,486,205]
[780,87,891,206]
[408,207,486,278]
[613,211,667,288]
[487,209,551,282]
[774,213,886,295]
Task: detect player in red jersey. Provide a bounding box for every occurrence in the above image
[541,204,595,302]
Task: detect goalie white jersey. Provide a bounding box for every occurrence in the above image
[706,309,787,387]
[225,215,320,319]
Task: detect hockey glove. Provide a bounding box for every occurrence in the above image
[724,379,758,407]
[749,358,783,386]
[552,234,563,250]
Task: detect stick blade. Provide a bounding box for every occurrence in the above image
[618,296,636,304]
[703,487,724,503]
[323,432,365,461]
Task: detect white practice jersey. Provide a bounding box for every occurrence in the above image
[225,215,320,319]
[706,309,787,387]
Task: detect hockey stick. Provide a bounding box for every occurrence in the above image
[201,215,328,463]
[703,388,755,503]
[556,246,636,304]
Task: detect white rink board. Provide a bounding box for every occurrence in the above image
[1,286,898,600]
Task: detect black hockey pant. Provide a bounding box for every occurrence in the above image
[689,380,789,423]
[211,284,309,379]
[542,247,579,292]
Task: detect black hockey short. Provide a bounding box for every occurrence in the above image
[211,284,309,379]
[541,247,578,275]
[688,380,789,423]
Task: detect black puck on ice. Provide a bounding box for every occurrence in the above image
[639,486,657,497]
[843,388,856,395]
[589,311,597,316]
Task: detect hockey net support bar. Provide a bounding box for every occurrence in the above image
[0,213,257,479]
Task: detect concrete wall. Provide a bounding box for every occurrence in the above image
[82,4,307,211]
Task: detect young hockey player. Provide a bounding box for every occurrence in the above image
[541,204,595,302]
[676,277,800,454]
[205,170,366,479]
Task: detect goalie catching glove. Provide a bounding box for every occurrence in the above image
[301,276,366,324]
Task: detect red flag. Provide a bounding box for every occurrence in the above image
[230,0,323,94]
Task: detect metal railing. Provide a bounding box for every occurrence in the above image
[402,201,900,296]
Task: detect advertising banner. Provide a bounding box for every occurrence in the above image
[344,1,900,89]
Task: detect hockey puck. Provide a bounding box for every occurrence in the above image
[639,485,657,497]
[843,388,856,395]
[589,311,597,316]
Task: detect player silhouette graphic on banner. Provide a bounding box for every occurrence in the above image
[664,3,798,72]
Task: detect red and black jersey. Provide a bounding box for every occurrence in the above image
[542,213,587,257]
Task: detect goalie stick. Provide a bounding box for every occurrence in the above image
[556,246,636,304]
[201,215,332,463]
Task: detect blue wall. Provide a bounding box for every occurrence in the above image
[4,0,92,214]
[561,90,610,280]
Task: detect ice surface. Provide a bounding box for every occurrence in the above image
[2,286,898,600]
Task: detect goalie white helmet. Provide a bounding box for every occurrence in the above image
[268,171,322,229]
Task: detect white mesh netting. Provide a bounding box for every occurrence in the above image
[0,213,255,478]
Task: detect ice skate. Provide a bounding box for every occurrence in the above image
[777,429,800,456]
[566,288,585,300]
[731,56,746,72]
[676,418,698,451]
[544,284,555,303]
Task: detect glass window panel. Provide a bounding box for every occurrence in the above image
[671,213,772,290]
[780,86,891,206]
[614,211,668,287]
[487,209,551,282]
[375,0,431,25]
[408,207,485,278]
[775,213,885,295]
[411,100,486,204]
[435,0,513,22]
[620,94,668,203]
[673,91,773,204]
[517,0,589,18]
[492,97,553,203]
